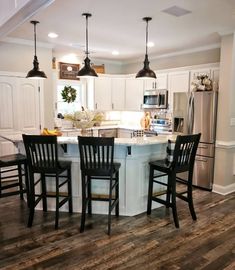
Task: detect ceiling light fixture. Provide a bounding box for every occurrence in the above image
[26,21,47,79]
[48,32,58,38]
[112,50,119,55]
[136,17,156,79]
[77,13,98,78]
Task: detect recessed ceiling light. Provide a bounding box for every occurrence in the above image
[147,42,154,48]
[162,6,191,17]
[112,50,119,55]
[48,32,58,38]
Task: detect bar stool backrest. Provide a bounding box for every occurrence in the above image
[23,135,59,173]
[171,133,201,173]
[78,136,114,176]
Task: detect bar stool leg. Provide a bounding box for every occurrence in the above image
[107,176,113,235]
[0,168,2,198]
[166,175,171,208]
[55,174,59,229]
[41,173,47,212]
[87,176,92,215]
[28,172,35,227]
[187,180,197,220]
[24,162,30,208]
[18,164,24,200]
[80,174,87,233]
[115,171,119,217]
[170,173,179,228]
[147,165,154,215]
[67,168,73,214]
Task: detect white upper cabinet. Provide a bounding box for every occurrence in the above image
[111,78,125,110]
[144,73,168,90]
[168,71,190,111]
[125,78,144,111]
[93,77,125,111]
[94,77,112,110]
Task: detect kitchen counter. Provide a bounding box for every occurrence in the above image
[3,133,176,216]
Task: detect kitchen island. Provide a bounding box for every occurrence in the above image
[14,134,176,216]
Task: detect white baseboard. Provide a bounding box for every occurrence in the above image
[212,183,235,195]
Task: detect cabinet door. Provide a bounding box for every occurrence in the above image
[17,78,41,134]
[125,79,144,111]
[94,77,112,110]
[111,78,125,110]
[144,79,156,90]
[144,74,167,90]
[156,73,168,89]
[168,71,190,111]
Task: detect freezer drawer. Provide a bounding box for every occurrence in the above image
[193,156,214,190]
[196,143,215,157]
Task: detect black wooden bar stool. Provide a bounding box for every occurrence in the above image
[0,153,29,202]
[147,133,201,228]
[23,134,73,229]
[78,136,120,235]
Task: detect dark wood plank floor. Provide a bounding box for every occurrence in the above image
[0,189,234,270]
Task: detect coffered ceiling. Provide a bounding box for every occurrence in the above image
[5,0,235,62]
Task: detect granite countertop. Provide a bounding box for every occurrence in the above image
[0,133,177,146]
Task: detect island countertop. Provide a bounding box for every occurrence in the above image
[0,133,176,146]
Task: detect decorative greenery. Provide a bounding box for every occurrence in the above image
[61,85,77,103]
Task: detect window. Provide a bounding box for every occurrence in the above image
[57,80,85,115]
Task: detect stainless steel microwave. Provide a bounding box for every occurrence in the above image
[143,89,168,109]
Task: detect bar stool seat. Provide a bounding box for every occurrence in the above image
[0,153,29,200]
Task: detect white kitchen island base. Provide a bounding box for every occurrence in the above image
[16,135,176,216]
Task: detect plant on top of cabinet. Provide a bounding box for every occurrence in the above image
[61,85,77,103]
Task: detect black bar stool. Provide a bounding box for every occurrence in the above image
[78,136,120,235]
[23,134,73,229]
[147,133,201,228]
[0,153,29,202]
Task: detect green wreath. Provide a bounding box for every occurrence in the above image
[61,86,77,103]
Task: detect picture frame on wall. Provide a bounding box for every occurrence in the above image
[91,64,105,74]
[59,62,80,80]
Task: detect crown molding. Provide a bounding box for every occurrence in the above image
[124,43,221,65]
[1,37,54,49]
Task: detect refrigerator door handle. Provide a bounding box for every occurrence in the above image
[191,95,195,134]
[187,94,192,133]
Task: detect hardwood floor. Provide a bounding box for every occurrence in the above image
[0,189,234,270]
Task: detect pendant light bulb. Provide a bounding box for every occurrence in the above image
[26,20,47,79]
[77,13,98,78]
[136,17,156,79]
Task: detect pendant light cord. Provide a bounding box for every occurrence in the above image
[34,23,37,57]
[145,19,148,56]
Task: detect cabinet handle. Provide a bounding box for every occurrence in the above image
[112,103,114,110]
[140,104,142,110]
[196,157,208,162]
[95,103,97,109]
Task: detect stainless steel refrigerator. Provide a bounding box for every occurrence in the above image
[173,91,218,190]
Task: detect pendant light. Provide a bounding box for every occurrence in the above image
[26,21,47,79]
[77,13,98,78]
[136,17,156,79]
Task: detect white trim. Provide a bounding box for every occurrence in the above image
[0,71,26,77]
[213,183,235,195]
[1,37,54,49]
[125,43,221,64]
[216,140,235,149]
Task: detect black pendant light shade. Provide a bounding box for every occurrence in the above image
[77,13,98,78]
[136,17,156,79]
[26,21,47,79]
